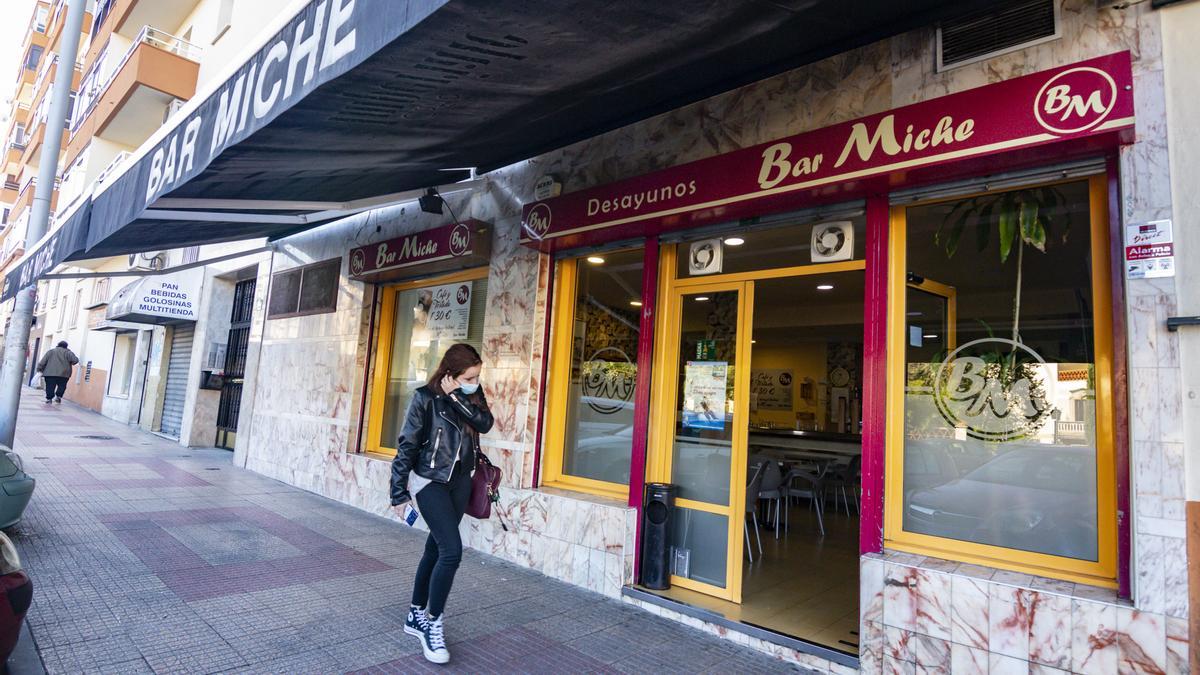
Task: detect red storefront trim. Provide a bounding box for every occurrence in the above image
[860,196,889,554]
[355,285,380,453]
[522,52,1135,253]
[628,240,660,579]
[1107,155,1132,597]
[530,257,555,488]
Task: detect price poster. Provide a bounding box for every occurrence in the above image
[751,369,793,410]
[427,282,472,340]
[682,361,728,430]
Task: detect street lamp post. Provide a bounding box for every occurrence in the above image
[0,0,89,447]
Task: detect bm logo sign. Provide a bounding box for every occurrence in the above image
[1034,67,1118,135]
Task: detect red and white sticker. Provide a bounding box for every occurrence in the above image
[1125,219,1174,279]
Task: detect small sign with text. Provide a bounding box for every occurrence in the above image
[1125,219,1174,279]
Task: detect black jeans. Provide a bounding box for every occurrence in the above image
[43,376,68,401]
[412,464,471,617]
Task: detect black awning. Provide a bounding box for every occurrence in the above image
[2,201,92,302]
[85,0,1013,258]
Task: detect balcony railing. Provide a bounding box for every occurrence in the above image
[3,236,26,263]
[74,26,202,132]
[32,54,57,96]
[123,26,204,67]
[95,150,129,187]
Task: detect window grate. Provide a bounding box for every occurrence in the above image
[938,0,1058,71]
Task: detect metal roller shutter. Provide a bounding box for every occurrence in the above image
[159,325,194,439]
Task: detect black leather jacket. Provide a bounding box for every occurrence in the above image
[390,385,493,505]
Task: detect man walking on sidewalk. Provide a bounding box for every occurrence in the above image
[36,341,78,404]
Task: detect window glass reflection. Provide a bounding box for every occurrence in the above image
[902,181,1099,561]
[378,278,488,450]
[561,249,644,485]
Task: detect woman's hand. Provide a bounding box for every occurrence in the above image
[439,374,458,395]
[392,501,412,517]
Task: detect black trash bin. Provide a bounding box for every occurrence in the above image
[640,482,677,590]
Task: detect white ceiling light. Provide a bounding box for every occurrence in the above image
[586,256,605,264]
[724,237,745,246]
[816,284,834,291]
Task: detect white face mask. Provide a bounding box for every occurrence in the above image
[458,382,480,395]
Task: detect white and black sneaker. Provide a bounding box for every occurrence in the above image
[403,604,429,638]
[419,613,450,664]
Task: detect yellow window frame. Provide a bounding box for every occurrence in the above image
[647,243,868,602]
[540,255,636,500]
[364,267,490,456]
[883,174,1118,587]
[650,270,753,602]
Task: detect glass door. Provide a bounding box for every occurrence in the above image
[652,280,752,601]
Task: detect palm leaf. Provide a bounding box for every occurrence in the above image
[974,199,997,253]
[1019,199,1044,252]
[998,195,1018,263]
[936,197,975,252]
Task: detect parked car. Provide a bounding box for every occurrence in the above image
[0,450,33,530]
[905,445,1097,560]
[0,532,31,665]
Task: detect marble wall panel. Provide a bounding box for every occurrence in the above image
[863,554,1180,675]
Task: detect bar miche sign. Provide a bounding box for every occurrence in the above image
[347,220,490,282]
[521,51,1135,245]
[0,202,90,303]
[87,0,450,250]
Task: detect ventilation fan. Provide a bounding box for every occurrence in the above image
[688,238,723,276]
[810,221,854,263]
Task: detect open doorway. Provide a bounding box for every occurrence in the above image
[740,271,863,652]
[647,218,868,656]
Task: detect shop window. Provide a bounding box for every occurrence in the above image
[886,176,1116,584]
[542,248,645,496]
[367,270,489,454]
[675,212,865,278]
[107,333,136,397]
[266,258,340,319]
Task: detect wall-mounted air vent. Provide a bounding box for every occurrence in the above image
[937,0,1059,71]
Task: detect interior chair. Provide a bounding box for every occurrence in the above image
[756,460,786,539]
[745,462,766,562]
[785,468,826,536]
[825,455,862,515]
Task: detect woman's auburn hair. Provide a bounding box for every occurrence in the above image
[427,343,484,390]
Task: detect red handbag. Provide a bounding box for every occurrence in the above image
[466,453,505,528]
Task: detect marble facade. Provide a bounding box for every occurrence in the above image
[236,0,1190,670]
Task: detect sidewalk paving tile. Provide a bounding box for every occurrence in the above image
[6,389,806,674]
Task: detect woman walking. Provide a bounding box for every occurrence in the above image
[390,344,493,664]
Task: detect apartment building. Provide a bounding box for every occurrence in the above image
[1,2,82,318]
[1,0,288,446]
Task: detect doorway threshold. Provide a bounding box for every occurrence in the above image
[622,585,859,669]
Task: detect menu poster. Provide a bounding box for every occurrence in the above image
[682,361,728,430]
[427,282,472,341]
[751,369,793,410]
